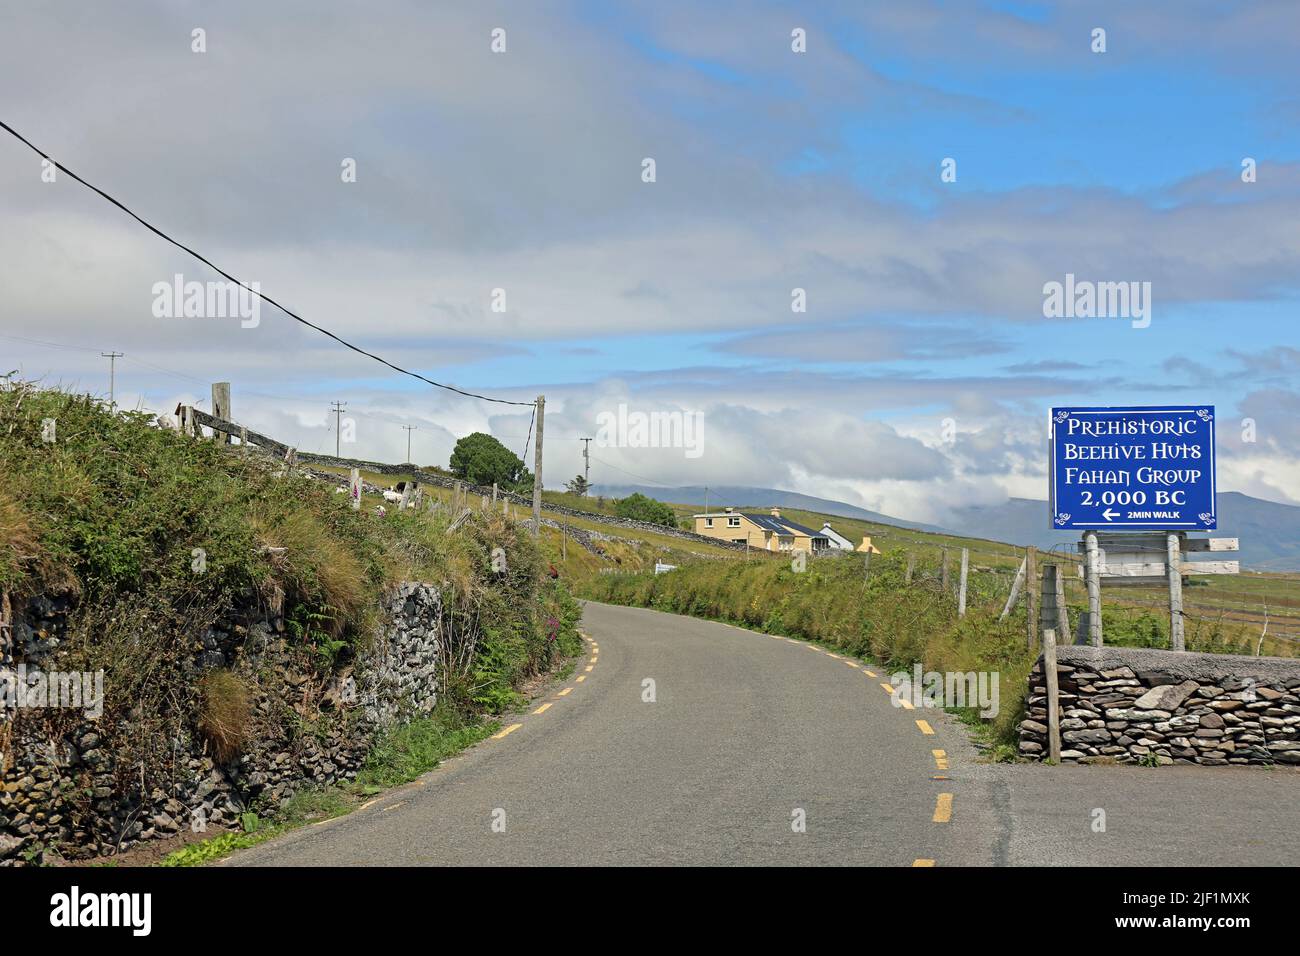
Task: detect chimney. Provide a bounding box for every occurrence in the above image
[724,506,733,513]
[770,507,781,518]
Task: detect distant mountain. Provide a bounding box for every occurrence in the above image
[589,484,949,534]
[591,483,1300,571]
[941,492,1300,572]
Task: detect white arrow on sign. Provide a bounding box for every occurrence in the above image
[1102,508,1120,521]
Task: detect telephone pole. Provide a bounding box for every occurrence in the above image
[101,351,123,410]
[402,425,417,464]
[330,401,347,457]
[580,436,592,495]
[531,395,545,536]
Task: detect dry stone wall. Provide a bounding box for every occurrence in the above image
[0,582,444,864]
[1020,644,1300,766]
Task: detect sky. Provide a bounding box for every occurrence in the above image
[2,0,1299,527]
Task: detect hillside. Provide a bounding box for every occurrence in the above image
[942,492,1300,572]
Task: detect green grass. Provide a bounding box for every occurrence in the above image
[358,707,498,789]
[0,382,585,860]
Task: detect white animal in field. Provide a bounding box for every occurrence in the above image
[382,480,409,504]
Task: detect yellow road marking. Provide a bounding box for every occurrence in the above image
[912,859,935,867]
[590,657,598,663]
[556,687,572,697]
[865,670,877,678]
[843,661,859,669]
[381,801,405,813]
[576,675,586,682]
[804,645,817,651]
[933,793,953,824]
[358,799,379,811]
[584,665,594,672]
[932,749,949,770]
[898,698,915,710]
[491,723,523,739]
[880,683,895,694]
[916,719,935,735]
[826,652,841,659]
[532,702,553,715]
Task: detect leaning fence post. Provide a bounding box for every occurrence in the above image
[1000,556,1027,621]
[1042,627,1062,762]
[904,552,915,585]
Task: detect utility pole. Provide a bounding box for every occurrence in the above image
[402,425,417,465]
[101,352,123,410]
[580,437,592,495]
[330,401,347,457]
[531,395,544,537]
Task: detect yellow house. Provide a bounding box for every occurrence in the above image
[693,507,831,553]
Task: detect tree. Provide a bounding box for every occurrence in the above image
[614,492,676,527]
[449,432,532,492]
[565,474,590,496]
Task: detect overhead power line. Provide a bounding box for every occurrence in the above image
[0,119,534,408]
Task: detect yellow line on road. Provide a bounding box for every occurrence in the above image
[556,687,572,697]
[932,793,953,824]
[865,670,877,678]
[532,702,553,714]
[916,719,935,735]
[898,698,914,710]
[932,750,949,770]
[880,683,895,693]
[842,660,859,669]
[584,665,594,672]
[826,652,841,659]
[576,675,586,682]
[381,801,405,813]
[912,859,935,867]
[590,657,598,663]
[491,723,523,739]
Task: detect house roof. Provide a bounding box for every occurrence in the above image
[742,513,791,534]
[742,513,828,538]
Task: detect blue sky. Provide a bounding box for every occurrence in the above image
[2,0,1299,522]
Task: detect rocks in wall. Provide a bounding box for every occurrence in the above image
[0,581,445,864]
[1020,645,1300,766]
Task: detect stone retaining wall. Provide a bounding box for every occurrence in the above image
[1020,644,1300,766]
[0,583,444,864]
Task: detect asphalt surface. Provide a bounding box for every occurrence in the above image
[231,601,1300,867]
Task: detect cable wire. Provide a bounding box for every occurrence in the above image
[0,119,534,408]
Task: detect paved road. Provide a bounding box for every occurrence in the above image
[232,602,1300,866]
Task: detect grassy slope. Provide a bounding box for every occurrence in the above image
[0,385,583,861]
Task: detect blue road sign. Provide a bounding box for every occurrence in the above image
[1049,405,1216,530]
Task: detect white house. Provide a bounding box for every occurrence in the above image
[819,522,855,551]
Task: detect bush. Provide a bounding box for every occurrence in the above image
[614,492,676,527]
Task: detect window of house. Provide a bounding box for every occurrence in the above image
[727,516,740,527]
[704,517,713,527]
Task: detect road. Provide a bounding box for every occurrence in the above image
[232,602,1300,866]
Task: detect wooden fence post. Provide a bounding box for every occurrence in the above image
[1085,531,1103,647]
[1167,532,1185,652]
[957,548,969,616]
[211,383,231,444]
[1000,556,1027,621]
[1026,545,1038,648]
[941,548,950,593]
[1042,628,1062,762]
[905,552,915,585]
